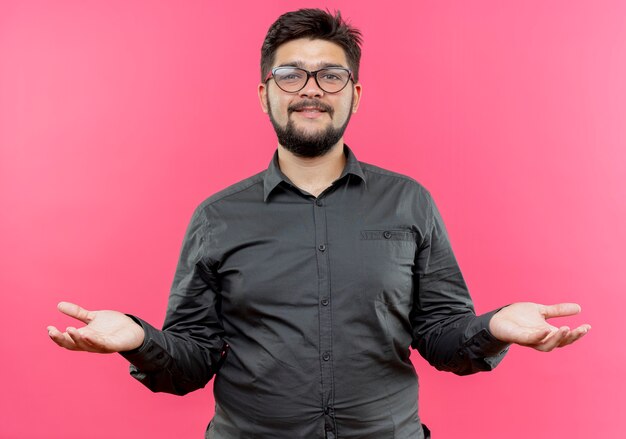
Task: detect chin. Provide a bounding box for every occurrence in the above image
[294,121,333,133]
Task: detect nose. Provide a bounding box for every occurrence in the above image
[298,73,324,98]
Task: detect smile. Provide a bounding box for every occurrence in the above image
[295,110,325,119]
[288,99,334,118]
[292,107,328,119]
[295,107,325,112]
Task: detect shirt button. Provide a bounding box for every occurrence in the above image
[318,244,326,252]
[322,352,330,361]
[383,231,392,239]
[324,406,332,414]
[321,298,329,306]
[315,199,323,206]
[147,346,154,353]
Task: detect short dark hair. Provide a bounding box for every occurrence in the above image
[260,9,363,83]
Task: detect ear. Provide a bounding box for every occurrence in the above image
[351,82,362,113]
[258,83,269,114]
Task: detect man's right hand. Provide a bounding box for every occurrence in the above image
[47,301,145,353]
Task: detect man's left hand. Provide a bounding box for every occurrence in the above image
[489,302,591,351]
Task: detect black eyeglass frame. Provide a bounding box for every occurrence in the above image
[264,66,354,94]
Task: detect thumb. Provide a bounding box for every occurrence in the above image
[542,303,582,319]
[57,301,94,324]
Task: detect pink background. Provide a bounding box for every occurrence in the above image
[1,0,624,437]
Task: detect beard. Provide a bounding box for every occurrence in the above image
[267,96,353,158]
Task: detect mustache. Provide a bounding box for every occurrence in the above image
[288,100,334,116]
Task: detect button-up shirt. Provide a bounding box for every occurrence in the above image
[122,146,509,439]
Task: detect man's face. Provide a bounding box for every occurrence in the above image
[258,38,362,157]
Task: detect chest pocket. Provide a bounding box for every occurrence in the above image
[358,229,417,306]
[360,229,416,242]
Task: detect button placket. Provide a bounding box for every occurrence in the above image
[312,196,334,425]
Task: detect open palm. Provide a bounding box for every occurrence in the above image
[47,302,144,353]
[489,302,591,352]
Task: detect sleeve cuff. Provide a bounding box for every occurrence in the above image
[454,309,510,372]
[470,309,511,356]
[119,315,173,372]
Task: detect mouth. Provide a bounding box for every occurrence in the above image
[288,101,334,119]
[294,107,326,119]
[294,106,326,113]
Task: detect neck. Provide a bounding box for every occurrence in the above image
[277,141,346,197]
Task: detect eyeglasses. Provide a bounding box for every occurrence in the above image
[265,67,354,94]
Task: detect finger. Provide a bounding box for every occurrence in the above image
[47,326,79,350]
[66,326,107,352]
[66,327,96,351]
[536,326,570,352]
[542,303,582,319]
[57,302,94,324]
[521,327,554,345]
[558,324,591,348]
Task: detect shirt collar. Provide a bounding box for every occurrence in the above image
[263,145,366,202]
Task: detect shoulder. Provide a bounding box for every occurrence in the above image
[194,170,266,214]
[359,161,432,200]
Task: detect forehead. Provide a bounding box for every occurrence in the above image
[273,38,349,69]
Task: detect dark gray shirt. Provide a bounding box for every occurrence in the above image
[122,146,509,439]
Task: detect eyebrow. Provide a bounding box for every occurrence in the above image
[276,61,348,70]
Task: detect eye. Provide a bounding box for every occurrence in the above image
[275,69,305,82]
[283,74,301,80]
[319,69,347,82]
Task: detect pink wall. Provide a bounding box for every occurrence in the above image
[1,1,624,437]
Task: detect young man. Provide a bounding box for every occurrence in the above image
[48,9,590,439]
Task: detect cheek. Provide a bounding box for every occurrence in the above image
[270,98,291,119]
[266,88,287,117]
[333,98,354,122]
[266,98,281,120]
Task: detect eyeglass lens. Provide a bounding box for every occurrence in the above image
[273,67,351,93]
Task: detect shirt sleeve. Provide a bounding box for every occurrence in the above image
[119,205,228,395]
[410,191,509,375]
